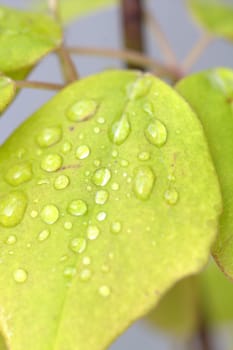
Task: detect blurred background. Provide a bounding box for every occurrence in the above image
[0,0,233,349]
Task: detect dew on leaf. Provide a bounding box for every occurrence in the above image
[87,225,100,240]
[120,159,129,167]
[94,127,100,134]
[13,268,28,283]
[98,285,111,297]
[111,183,119,191]
[40,204,59,225]
[164,188,179,205]
[37,178,50,185]
[109,113,131,145]
[64,266,76,277]
[79,268,92,281]
[96,211,107,222]
[138,151,150,161]
[64,221,73,230]
[93,168,111,187]
[54,175,70,190]
[36,126,62,148]
[82,256,91,265]
[110,221,122,234]
[38,229,50,242]
[97,117,105,124]
[70,237,87,254]
[112,150,118,158]
[75,145,90,160]
[61,141,72,154]
[41,153,63,172]
[66,99,98,122]
[0,191,27,227]
[67,200,88,217]
[143,101,154,115]
[127,76,152,100]
[133,166,155,200]
[6,235,17,245]
[94,160,101,167]
[30,210,38,218]
[145,120,168,147]
[5,162,33,187]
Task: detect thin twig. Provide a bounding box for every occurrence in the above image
[182,34,214,72]
[67,46,181,80]
[15,80,64,91]
[144,10,178,65]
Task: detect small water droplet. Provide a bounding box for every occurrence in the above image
[98,285,111,297]
[70,237,87,254]
[80,268,92,281]
[94,160,101,167]
[111,183,119,191]
[64,221,73,230]
[36,127,62,148]
[54,175,70,190]
[168,174,176,182]
[61,141,72,154]
[6,235,17,245]
[133,167,155,200]
[112,150,118,158]
[87,225,100,240]
[109,113,131,145]
[40,204,59,225]
[164,188,179,205]
[111,221,122,234]
[93,168,111,187]
[143,101,154,115]
[94,127,100,134]
[127,76,152,100]
[67,200,88,217]
[97,117,105,124]
[138,151,150,161]
[96,211,107,221]
[38,229,50,242]
[41,154,63,172]
[64,266,76,277]
[95,190,109,205]
[76,145,90,160]
[37,178,50,186]
[16,148,26,159]
[0,192,27,227]
[145,120,167,147]
[30,210,38,218]
[82,256,91,265]
[13,268,28,283]
[120,159,129,167]
[66,99,98,122]
[5,162,33,187]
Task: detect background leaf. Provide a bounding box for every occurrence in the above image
[0,70,221,350]
[187,0,233,41]
[0,76,16,114]
[0,6,62,74]
[176,68,233,279]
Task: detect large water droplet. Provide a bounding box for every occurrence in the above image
[38,229,50,242]
[67,200,88,216]
[76,145,90,160]
[66,99,98,122]
[0,192,27,227]
[93,168,111,187]
[95,190,109,205]
[40,204,59,224]
[110,221,122,234]
[127,76,152,100]
[87,225,100,240]
[41,154,63,172]
[36,127,62,148]
[5,162,32,186]
[13,268,28,283]
[164,188,179,205]
[98,285,111,297]
[109,113,131,145]
[145,120,167,147]
[54,175,70,190]
[70,237,87,253]
[133,167,155,200]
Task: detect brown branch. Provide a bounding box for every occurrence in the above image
[15,80,64,91]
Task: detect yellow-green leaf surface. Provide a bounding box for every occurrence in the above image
[0,70,221,350]
[177,68,233,279]
[188,0,233,40]
[0,6,62,74]
[0,76,16,114]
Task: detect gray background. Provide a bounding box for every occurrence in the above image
[1,0,233,349]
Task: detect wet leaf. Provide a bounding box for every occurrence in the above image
[0,76,16,114]
[177,68,233,279]
[0,70,221,350]
[187,0,233,40]
[0,6,62,74]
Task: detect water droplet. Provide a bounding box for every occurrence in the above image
[61,141,72,154]
[164,188,179,205]
[95,190,109,205]
[67,200,88,217]
[120,159,129,167]
[109,113,131,145]
[168,174,176,182]
[143,101,154,115]
[93,168,111,187]
[64,221,73,230]
[98,285,111,297]
[0,192,27,227]
[41,154,63,172]
[30,210,38,218]
[97,117,105,124]
[6,235,17,245]
[16,148,26,159]
[75,145,90,160]
[82,256,91,265]
[64,266,76,277]
[94,160,101,167]
[133,167,155,200]
[96,211,107,221]
[80,268,92,281]
[111,183,119,191]
[111,221,122,234]
[138,151,150,161]
[36,127,62,148]
[5,162,32,186]
[94,127,100,134]
[38,229,50,242]
[40,204,59,225]
[37,178,50,185]
[87,225,100,240]
[112,150,118,158]
[145,120,167,147]
[127,76,152,100]
[70,237,87,254]
[66,99,98,122]
[13,268,28,283]
[54,175,70,190]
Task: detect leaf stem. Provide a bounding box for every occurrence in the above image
[15,80,65,91]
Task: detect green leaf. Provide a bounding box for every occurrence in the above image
[0,6,62,74]
[0,70,221,350]
[0,76,16,114]
[176,68,233,279]
[187,0,233,40]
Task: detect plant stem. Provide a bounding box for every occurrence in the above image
[120,0,144,69]
[182,34,214,72]
[67,46,181,80]
[143,10,178,65]
[198,321,212,350]
[15,80,64,91]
